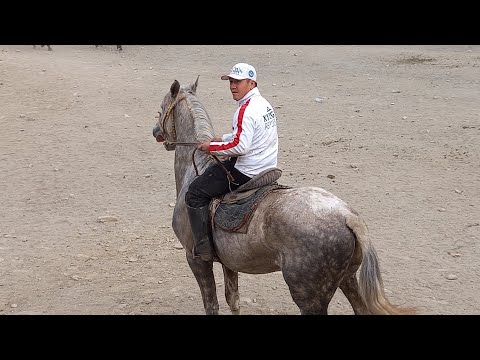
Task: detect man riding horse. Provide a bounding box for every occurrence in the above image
[186,63,279,261]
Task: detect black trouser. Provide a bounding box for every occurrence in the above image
[185,157,251,208]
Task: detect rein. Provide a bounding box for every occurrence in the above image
[157,93,238,187]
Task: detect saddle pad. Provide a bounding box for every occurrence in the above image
[213,184,287,233]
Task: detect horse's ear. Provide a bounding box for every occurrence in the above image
[170,80,180,97]
[192,75,199,94]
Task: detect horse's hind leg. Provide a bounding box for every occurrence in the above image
[222,264,240,315]
[186,254,219,315]
[282,264,341,315]
[338,237,368,314]
[283,270,334,314]
[339,273,368,315]
[281,235,355,314]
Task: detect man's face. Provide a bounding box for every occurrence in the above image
[228,78,255,101]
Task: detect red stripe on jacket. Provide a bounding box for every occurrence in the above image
[210,99,250,151]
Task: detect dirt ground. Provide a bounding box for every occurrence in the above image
[1,45,479,315]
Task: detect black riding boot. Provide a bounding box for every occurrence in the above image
[186,204,214,261]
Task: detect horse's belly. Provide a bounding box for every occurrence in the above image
[214,231,281,274]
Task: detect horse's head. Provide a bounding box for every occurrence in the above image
[152,77,199,151]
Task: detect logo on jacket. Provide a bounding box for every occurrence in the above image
[263,107,277,130]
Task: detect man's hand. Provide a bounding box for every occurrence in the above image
[198,141,211,154]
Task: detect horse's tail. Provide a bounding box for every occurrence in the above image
[346,214,416,315]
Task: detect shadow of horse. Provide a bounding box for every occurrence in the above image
[152,76,417,315]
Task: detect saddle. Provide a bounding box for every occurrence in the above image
[210,167,291,233]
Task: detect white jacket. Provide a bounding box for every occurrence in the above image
[209,87,278,178]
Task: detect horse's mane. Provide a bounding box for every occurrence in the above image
[182,84,215,143]
[174,83,217,174]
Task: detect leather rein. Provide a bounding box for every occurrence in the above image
[156,93,238,185]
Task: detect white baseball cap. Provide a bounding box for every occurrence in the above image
[221,63,257,82]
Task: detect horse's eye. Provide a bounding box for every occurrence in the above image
[160,105,168,115]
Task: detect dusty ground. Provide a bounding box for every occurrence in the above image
[0,45,479,315]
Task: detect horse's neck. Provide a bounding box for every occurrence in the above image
[175,125,214,196]
[172,93,216,195]
[174,146,214,196]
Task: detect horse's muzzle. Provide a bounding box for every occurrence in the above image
[152,124,165,142]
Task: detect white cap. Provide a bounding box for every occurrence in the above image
[221,63,257,82]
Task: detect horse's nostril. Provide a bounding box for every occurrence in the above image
[153,124,160,138]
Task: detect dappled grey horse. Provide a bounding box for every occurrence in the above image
[152,77,415,315]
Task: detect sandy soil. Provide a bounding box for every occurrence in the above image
[1,45,479,315]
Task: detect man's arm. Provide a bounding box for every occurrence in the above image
[198,136,222,154]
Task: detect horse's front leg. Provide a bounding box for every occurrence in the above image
[222,264,240,315]
[186,253,219,315]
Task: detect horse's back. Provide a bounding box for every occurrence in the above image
[260,185,357,247]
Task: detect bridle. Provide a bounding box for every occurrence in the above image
[158,94,188,147]
[156,92,238,187]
